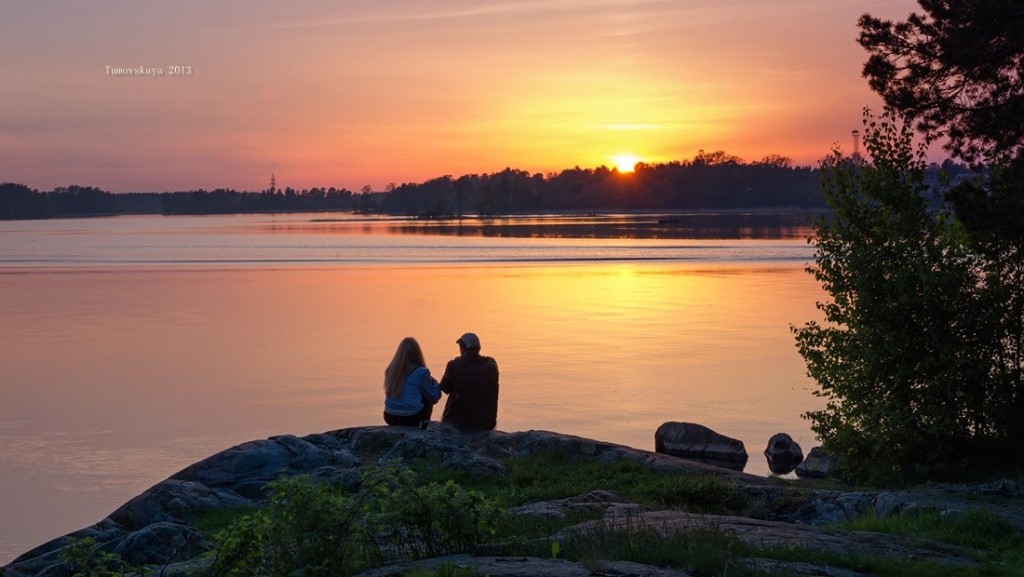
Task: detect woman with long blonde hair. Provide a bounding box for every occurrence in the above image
[383,337,441,428]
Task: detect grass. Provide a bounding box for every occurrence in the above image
[824,508,1024,576]
[479,454,1024,577]
[188,453,1024,577]
[403,563,478,577]
[840,508,1023,552]
[756,547,971,577]
[757,544,1024,577]
[414,450,752,514]
[736,507,1024,577]
[560,516,758,576]
[548,507,1024,577]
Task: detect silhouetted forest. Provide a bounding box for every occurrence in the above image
[381,155,824,216]
[0,184,120,219]
[1,154,975,219]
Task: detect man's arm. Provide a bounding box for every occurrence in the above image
[439,359,457,394]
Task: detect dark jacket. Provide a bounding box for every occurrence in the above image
[439,352,499,431]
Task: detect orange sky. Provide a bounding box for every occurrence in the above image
[0,0,923,193]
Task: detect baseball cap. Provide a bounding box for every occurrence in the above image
[457,332,481,350]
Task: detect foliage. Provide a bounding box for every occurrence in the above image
[858,0,1024,165]
[859,1,1024,424]
[207,512,271,577]
[403,564,478,577]
[762,546,992,577]
[191,505,257,538]
[633,474,753,512]
[945,165,1024,448]
[208,476,364,577]
[500,502,1024,577]
[561,515,755,576]
[445,451,1024,577]
[793,108,1015,482]
[360,465,503,561]
[56,456,1024,577]
[840,508,1024,554]
[58,538,127,577]
[495,450,750,514]
[764,508,1024,577]
[203,455,753,576]
[207,468,503,577]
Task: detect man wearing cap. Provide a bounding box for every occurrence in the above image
[439,332,500,431]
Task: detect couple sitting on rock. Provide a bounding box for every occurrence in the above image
[382,332,499,431]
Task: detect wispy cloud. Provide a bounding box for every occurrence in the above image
[238,0,673,31]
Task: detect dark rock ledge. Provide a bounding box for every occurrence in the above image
[3,425,1022,577]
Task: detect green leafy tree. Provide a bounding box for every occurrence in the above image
[793,109,1006,481]
[859,0,1024,449]
[944,167,1024,448]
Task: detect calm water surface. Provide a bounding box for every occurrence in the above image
[0,212,826,563]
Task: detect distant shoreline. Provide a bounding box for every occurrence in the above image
[3,206,829,221]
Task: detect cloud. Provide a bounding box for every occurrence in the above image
[238,0,674,31]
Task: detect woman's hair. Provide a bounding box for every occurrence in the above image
[384,337,426,399]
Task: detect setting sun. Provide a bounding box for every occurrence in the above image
[613,155,639,173]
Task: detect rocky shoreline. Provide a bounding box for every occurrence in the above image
[3,425,1022,577]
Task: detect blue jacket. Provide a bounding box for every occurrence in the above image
[384,366,442,416]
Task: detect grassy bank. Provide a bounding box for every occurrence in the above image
[169,451,1024,577]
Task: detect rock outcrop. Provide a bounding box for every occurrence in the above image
[2,425,759,577]
[654,422,749,470]
[795,446,840,479]
[3,424,1021,577]
[355,555,696,577]
[564,510,976,565]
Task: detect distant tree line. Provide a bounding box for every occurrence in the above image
[0,183,358,219]
[1,154,975,219]
[379,153,826,217]
[0,183,120,219]
[160,187,356,215]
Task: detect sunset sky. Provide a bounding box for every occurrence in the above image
[1,0,923,193]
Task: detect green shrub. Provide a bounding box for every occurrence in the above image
[59,537,127,577]
[208,513,271,577]
[209,475,366,577]
[361,465,504,561]
[208,467,503,577]
[793,108,1013,483]
[192,505,256,539]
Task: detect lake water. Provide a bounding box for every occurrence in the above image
[0,212,826,564]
